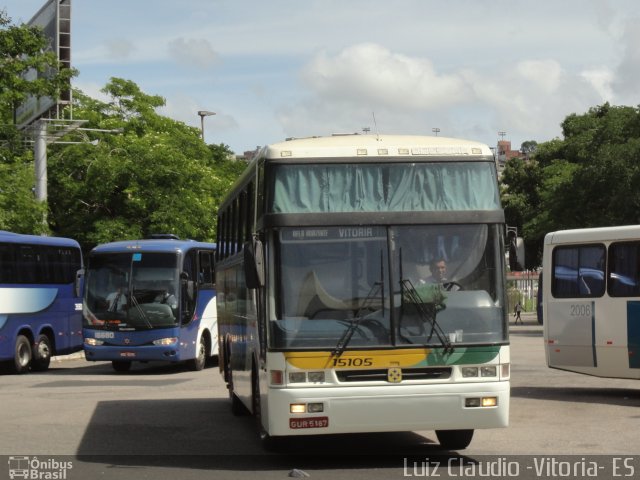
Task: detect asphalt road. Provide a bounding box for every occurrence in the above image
[1,313,638,479]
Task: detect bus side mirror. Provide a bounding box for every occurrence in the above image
[244,239,265,289]
[75,268,85,298]
[508,237,525,271]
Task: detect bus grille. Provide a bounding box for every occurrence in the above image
[336,367,452,382]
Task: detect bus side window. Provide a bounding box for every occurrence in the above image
[198,251,215,287]
[609,242,640,297]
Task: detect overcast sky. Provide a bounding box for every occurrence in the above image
[3,0,640,154]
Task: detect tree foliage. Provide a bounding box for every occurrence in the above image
[0,10,75,234]
[502,103,640,267]
[520,140,538,156]
[47,80,244,250]
[0,9,75,123]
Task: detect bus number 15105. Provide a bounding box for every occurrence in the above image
[332,357,373,367]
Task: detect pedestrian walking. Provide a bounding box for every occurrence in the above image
[514,301,523,325]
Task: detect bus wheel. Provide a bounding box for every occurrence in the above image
[13,335,32,374]
[435,429,474,450]
[31,334,52,372]
[112,361,132,373]
[187,336,207,371]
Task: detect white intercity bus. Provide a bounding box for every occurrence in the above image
[216,134,510,450]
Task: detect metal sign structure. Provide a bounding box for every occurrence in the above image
[14,0,72,129]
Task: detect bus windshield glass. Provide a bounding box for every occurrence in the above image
[84,252,179,330]
[271,224,505,350]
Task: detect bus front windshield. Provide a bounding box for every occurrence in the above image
[271,225,505,350]
[83,252,180,330]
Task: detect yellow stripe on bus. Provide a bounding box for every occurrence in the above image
[284,348,431,369]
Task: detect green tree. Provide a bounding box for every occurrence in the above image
[520,140,538,158]
[501,156,543,269]
[47,79,244,250]
[0,10,75,123]
[540,104,640,229]
[0,9,76,233]
[501,103,640,267]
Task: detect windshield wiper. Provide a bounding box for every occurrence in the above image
[400,279,453,354]
[332,281,383,359]
[130,292,153,329]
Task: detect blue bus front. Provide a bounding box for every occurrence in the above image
[83,249,196,367]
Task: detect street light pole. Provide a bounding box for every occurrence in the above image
[197,110,216,142]
[34,120,47,203]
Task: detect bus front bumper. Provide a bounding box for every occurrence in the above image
[264,381,510,437]
[83,344,181,363]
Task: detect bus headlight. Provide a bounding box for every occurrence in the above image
[289,402,324,414]
[307,371,325,383]
[152,337,178,346]
[287,371,326,384]
[289,372,306,383]
[461,367,478,377]
[465,397,498,408]
[482,397,498,407]
[290,404,306,413]
[480,366,497,377]
[84,338,104,346]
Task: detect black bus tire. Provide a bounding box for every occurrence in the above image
[14,335,32,374]
[435,429,474,450]
[187,335,207,371]
[31,334,52,372]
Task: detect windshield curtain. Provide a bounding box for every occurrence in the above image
[270,162,500,213]
[83,252,179,330]
[270,225,506,350]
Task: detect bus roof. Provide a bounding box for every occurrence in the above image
[544,225,640,245]
[90,238,217,255]
[0,230,81,249]
[261,134,493,160]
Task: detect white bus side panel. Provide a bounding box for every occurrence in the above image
[201,297,218,356]
[546,298,640,379]
[546,300,596,371]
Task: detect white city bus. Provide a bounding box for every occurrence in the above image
[542,225,640,379]
[216,134,510,450]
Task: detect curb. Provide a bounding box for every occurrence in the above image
[51,351,86,362]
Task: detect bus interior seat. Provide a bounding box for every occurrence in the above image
[296,271,349,319]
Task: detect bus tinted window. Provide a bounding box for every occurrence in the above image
[551,245,605,298]
[0,243,81,284]
[608,242,640,297]
[270,162,500,213]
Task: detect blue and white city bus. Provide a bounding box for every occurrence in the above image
[0,231,84,374]
[82,236,217,372]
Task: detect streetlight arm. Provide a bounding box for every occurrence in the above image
[197,111,216,141]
